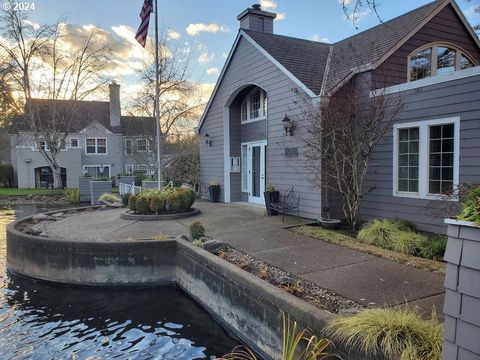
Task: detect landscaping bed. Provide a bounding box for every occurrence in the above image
[200,243,362,314]
[0,189,69,205]
[293,224,446,274]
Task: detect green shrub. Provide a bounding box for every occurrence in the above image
[457,185,480,224]
[150,195,166,213]
[128,194,137,212]
[98,193,121,206]
[0,164,14,187]
[168,192,182,211]
[419,235,447,261]
[134,173,148,186]
[390,231,426,256]
[393,218,416,231]
[121,193,131,205]
[189,221,205,240]
[64,188,80,204]
[180,188,196,209]
[357,218,401,249]
[325,307,443,360]
[136,196,150,214]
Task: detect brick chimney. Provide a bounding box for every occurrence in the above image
[109,81,121,127]
[237,4,276,34]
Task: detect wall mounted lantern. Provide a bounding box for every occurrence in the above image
[100,164,105,176]
[282,114,294,136]
[204,132,212,147]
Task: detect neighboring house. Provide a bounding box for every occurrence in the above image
[10,83,158,188]
[197,0,480,233]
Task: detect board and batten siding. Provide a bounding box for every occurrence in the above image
[362,72,480,234]
[373,3,480,89]
[199,36,322,219]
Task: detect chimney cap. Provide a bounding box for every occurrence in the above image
[237,5,276,21]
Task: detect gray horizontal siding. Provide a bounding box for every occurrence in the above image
[199,36,322,218]
[361,73,480,234]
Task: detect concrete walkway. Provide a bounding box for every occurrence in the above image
[44,201,445,316]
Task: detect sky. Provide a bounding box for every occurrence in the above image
[21,0,480,105]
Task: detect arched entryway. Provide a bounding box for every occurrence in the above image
[34,166,67,189]
[223,84,268,204]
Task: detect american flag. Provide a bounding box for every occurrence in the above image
[135,0,153,47]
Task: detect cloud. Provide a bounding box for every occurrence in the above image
[260,0,277,10]
[198,51,214,64]
[276,13,286,20]
[346,9,371,24]
[167,29,181,40]
[339,0,353,5]
[311,34,330,43]
[222,52,228,59]
[186,23,229,36]
[206,67,219,75]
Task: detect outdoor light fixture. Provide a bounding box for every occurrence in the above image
[100,164,105,176]
[204,132,212,147]
[83,168,88,176]
[282,114,294,136]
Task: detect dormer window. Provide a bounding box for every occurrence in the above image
[408,44,476,82]
[241,89,267,123]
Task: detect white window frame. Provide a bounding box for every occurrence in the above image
[137,164,148,174]
[125,164,134,174]
[37,140,49,151]
[407,43,477,82]
[83,165,111,178]
[136,139,148,152]
[240,88,267,124]
[125,139,132,155]
[85,137,108,155]
[69,138,79,148]
[393,116,460,201]
[241,144,248,192]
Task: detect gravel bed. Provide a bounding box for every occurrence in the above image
[215,245,363,314]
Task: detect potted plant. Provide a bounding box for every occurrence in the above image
[264,184,280,215]
[208,180,221,202]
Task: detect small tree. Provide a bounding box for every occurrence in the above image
[302,76,404,229]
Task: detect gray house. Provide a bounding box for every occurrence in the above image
[197,0,480,233]
[10,83,158,188]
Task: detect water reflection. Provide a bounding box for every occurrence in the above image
[0,205,240,359]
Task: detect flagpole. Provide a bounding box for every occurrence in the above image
[154,0,162,189]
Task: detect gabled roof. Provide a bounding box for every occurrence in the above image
[12,98,155,136]
[243,30,331,95]
[198,0,480,132]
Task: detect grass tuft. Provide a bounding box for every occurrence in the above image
[390,231,425,256]
[324,307,443,360]
[418,235,447,261]
[357,218,401,248]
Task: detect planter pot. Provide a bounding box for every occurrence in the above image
[119,175,135,186]
[208,185,220,203]
[79,177,94,203]
[264,191,280,215]
[318,218,341,229]
[442,219,480,359]
[142,180,159,190]
[90,180,112,205]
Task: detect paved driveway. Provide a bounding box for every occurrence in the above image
[45,201,446,316]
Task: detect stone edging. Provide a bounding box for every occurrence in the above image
[119,208,200,221]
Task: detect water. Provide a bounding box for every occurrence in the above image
[0,205,240,359]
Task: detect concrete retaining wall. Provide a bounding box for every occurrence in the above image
[7,209,364,359]
[90,181,112,205]
[442,219,480,360]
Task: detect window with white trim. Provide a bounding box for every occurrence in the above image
[409,44,476,82]
[70,138,79,148]
[137,164,148,174]
[241,89,267,123]
[241,144,248,192]
[86,138,107,154]
[125,164,134,174]
[83,165,110,178]
[125,140,132,155]
[393,117,460,199]
[137,139,147,152]
[38,140,49,151]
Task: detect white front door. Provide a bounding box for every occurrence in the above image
[246,141,266,204]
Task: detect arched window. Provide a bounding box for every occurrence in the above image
[241,88,267,123]
[408,43,476,82]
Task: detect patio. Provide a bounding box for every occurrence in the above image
[43,200,445,316]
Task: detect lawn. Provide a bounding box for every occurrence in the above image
[0,188,64,196]
[294,225,446,274]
